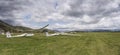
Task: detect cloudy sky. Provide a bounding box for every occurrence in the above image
[0,0,120,31]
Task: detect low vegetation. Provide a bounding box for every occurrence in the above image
[0,32,120,55]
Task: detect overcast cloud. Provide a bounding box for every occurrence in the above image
[0,0,120,31]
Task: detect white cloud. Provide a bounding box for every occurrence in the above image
[0,0,120,31]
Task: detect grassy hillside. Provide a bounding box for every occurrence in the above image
[0,32,120,55]
[0,20,33,32]
[0,20,15,32]
[14,26,33,33]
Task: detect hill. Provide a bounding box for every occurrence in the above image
[0,20,33,32]
[0,20,15,32]
[0,20,53,33]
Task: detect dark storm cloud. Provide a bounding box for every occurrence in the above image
[2,19,15,25]
[65,10,84,18]
[0,0,31,25]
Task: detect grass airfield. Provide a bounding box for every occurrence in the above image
[0,32,120,55]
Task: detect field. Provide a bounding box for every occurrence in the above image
[0,32,120,55]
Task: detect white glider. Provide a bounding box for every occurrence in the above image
[6,32,34,38]
[45,32,73,37]
[45,32,60,37]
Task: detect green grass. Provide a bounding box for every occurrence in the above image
[0,32,120,55]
